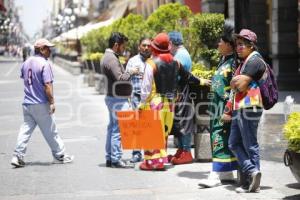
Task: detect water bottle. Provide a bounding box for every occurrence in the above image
[283,95,294,121]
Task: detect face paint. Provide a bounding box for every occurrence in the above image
[236,43,246,50]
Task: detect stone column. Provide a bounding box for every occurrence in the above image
[272,0,300,90]
[227,0,235,21]
[234,0,269,57]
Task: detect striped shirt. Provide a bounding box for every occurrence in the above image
[126,54,148,95]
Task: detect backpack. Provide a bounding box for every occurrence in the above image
[257,57,278,110]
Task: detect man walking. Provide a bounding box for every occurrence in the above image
[126,37,152,163]
[101,32,139,168]
[11,38,74,167]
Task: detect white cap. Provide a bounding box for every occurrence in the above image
[34,38,55,48]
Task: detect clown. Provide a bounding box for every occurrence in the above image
[139,33,209,170]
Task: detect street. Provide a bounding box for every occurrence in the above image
[0,56,299,200]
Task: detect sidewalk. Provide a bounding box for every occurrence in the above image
[0,55,22,62]
[0,59,299,200]
[264,91,300,115]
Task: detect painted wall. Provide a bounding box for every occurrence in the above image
[184,0,201,13]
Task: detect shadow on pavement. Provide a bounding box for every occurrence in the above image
[286,183,300,189]
[177,171,209,180]
[224,185,272,192]
[98,163,107,168]
[223,184,237,191]
[26,161,53,166]
[283,194,300,200]
[260,186,273,191]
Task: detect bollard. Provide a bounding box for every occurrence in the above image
[194,114,212,162]
[83,69,89,84]
[94,73,106,94]
[87,71,95,87]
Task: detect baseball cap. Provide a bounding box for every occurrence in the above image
[34,38,55,48]
[168,31,183,45]
[234,29,257,43]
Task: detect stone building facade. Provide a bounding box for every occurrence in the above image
[202,0,300,90]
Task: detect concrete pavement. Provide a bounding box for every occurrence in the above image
[0,56,299,200]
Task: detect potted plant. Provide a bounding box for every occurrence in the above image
[90,52,103,74]
[283,112,300,183]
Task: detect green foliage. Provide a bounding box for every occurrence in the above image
[196,48,220,69]
[90,52,103,61]
[81,25,113,53]
[80,3,224,70]
[188,13,224,68]
[191,62,215,79]
[283,112,300,152]
[111,14,153,55]
[81,52,90,61]
[191,13,224,48]
[146,3,192,33]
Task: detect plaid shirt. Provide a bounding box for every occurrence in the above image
[126,54,148,95]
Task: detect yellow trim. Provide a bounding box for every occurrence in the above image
[144,150,167,160]
[144,154,167,160]
[224,86,231,91]
[212,157,237,162]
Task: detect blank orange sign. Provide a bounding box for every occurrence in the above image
[117,110,165,149]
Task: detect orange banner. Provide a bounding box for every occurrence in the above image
[117,110,165,149]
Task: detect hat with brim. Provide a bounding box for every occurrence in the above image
[151,33,171,53]
[233,29,257,43]
[34,38,55,48]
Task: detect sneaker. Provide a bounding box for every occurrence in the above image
[130,154,143,163]
[249,171,261,192]
[219,171,235,182]
[139,161,165,171]
[235,172,251,193]
[11,156,25,168]
[171,150,193,165]
[53,154,74,164]
[198,171,221,188]
[167,149,183,163]
[198,178,221,188]
[106,160,111,167]
[253,186,260,193]
[235,185,260,193]
[111,160,134,168]
[235,185,249,193]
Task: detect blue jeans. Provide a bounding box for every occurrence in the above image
[178,133,192,151]
[228,108,262,175]
[104,96,130,163]
[130,93,140,109]
[130,93,142,157]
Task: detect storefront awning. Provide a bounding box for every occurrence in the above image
[55,18,114,41]
[52,0,133,42]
